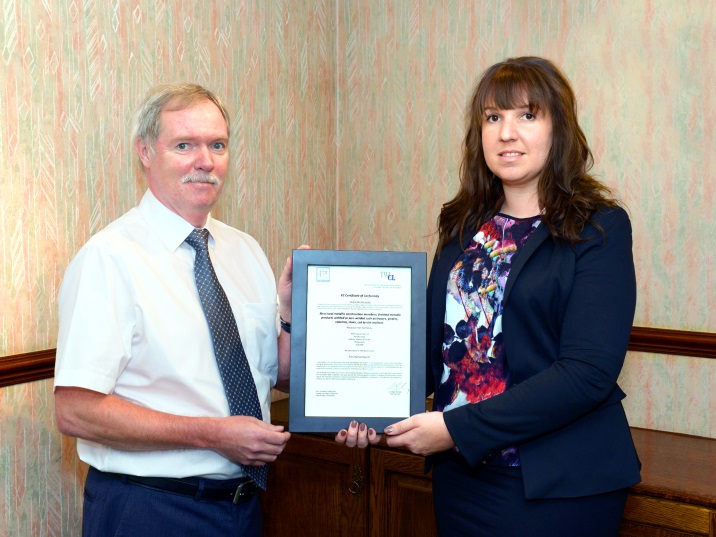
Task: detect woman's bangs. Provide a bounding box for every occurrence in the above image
[479,68,547,116]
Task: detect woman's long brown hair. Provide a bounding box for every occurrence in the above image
[437,57,618,254]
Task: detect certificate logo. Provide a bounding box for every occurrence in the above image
[380,271,396,281]
[316,267,330,282]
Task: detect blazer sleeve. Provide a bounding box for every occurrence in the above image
[442,207,637,466]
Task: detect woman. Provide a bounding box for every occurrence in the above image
[340,56,641,536]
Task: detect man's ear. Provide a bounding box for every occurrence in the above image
[135,138,152,168]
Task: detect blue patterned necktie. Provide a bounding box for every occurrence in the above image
[185,228,268,489]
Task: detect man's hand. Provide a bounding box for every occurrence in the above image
[334,420,382,448]
[277,244,311,321]
[212,416,290,466]
[383,412,454,456]
[276,244,310,389]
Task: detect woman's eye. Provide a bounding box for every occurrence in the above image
[523,113,536,120]
[486,114,499,122]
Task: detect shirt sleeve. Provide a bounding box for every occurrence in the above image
[54,240,135,394]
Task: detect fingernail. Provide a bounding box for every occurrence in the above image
[350,420,358,428]
[368,428,375,436]
[385,426,393,434]
[359,423,366,431]
[340,430,346,437]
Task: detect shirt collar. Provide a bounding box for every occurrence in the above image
[138,190,217,252]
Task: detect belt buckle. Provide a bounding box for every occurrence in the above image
[233,479,257,505]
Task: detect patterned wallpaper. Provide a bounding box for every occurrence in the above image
[334,0,715,331]
[0,0,337,356]
[331,0,715,440]
[0,1,714,535]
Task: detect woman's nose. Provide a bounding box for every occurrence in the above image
[499,119,517,141]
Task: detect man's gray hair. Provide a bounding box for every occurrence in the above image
[131,83,230,167]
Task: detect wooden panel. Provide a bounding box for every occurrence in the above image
[630,428,716,508]
[370,447,436,537]
[0,349,55,388]
[629,327,716,359]
[3,327,714,388]
[621,495,712,536]
[620,520,705,537]
[262,434,368,537]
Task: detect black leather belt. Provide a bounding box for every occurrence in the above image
[102,470,258,504]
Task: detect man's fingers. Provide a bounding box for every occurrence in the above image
[250,420,290,445]
[265,431,291,446]
[256,421,284,432]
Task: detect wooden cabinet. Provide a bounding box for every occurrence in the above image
[262,433,369,537]
[264,401,716,537]
[369,446,436,537]
[619,428,716,537]
[262,432,436,537]
[620,495,716,536]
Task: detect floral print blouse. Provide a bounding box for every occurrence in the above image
[436,213,541,466]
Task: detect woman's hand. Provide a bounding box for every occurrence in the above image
[383,411,454,456]
[335,420,382,448]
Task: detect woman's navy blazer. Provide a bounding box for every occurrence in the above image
[427,206,641,499]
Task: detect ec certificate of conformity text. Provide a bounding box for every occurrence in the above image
[304,265,412,418]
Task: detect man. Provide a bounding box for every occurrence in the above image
[55,84,294,536]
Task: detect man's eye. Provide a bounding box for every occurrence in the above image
[176,143,190,150]
[212,142,226,150]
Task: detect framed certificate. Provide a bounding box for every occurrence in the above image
[288,249,427,432]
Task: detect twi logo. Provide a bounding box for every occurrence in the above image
[380,271,396,281]
[316,267,330,282]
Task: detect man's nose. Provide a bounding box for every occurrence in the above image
[194,146,214,171]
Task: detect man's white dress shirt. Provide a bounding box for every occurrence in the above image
[55,190,279,479]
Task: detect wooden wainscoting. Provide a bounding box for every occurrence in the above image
[3,326,714,388]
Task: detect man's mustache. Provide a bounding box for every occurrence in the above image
[181,173,221,185]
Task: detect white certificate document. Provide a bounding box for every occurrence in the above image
[304,265,412,418]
